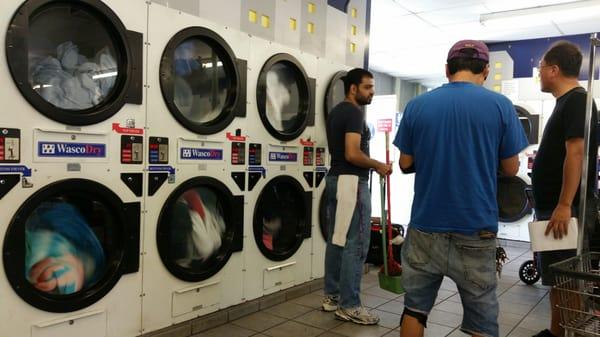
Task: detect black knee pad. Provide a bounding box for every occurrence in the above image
[401,307,428,328]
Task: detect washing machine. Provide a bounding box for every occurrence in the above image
[242,36,318,300]
[0,0,145,336]
[141,3,247,334]
[310,61,347,280]
[497,104,540,242]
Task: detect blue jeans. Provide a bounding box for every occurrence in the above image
[323,175,371,308]
[402,227,499,337]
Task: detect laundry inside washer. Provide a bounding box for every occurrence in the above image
[173,38,230,124]
[28,6,119,110]
[25,200,107,295]
[256,180,306,255]
[168,187,226,267]
[265,63,302,133]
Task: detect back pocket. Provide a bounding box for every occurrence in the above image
[406,228,433,268]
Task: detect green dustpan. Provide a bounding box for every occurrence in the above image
[377,176,405,295]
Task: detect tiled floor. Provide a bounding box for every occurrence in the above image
[195,246,550,337]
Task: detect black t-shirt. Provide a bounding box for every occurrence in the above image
[326,101,370,178]
[532,87,598,211]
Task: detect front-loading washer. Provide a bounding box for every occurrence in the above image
[141,3,247,334]
[0,0,145,336]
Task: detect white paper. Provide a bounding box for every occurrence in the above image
[528,218,578,252]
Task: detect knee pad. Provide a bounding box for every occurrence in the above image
[401,307,428,328]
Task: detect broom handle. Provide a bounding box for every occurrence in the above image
[385,132,393,259]
[380,175,388,276]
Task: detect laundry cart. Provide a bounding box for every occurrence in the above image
[551,33,600,337]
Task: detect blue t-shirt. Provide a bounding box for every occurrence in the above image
[393,81,528,234]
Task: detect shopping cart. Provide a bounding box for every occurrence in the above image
[550,33,600,337]
[551,253,600,336]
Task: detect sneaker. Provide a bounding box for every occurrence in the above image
[335,306,380,325]
[532,329,557,337]
[322,296,338,312]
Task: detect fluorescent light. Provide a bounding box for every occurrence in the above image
[202,61,223,69]
[32,84,53,90]
[480,0,600,28]
[92,71,118,80]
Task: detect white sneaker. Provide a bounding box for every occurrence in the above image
[322,296,338,312]
[335,306,380,325]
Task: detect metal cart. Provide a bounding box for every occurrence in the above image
[551,33,600,337]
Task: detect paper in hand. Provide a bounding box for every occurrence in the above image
[528,218,578,252]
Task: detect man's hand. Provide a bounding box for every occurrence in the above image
[376,162,393,176]
[545,204,571,239]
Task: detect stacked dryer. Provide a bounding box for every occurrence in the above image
[141,3,248,334]
[242,35,317,301]
[0,1,145,336]
[311,63,347,280]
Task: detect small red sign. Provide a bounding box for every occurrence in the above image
[377,119,393,132]
[112,123,144,135]
[300,138,314,146]
[226,132,246,142]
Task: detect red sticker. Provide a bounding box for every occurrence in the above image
[112,123,144,135]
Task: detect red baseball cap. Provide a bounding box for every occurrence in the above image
[447,40,489,62]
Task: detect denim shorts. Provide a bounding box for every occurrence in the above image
[402,227,499,337]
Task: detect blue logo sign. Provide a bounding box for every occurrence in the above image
[180,148,223,160]
[269,152,298,162]
[38,142,106,158]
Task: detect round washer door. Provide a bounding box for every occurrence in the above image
[3,179,140,313]
[160,27,245,135]
[156,177,244,282]
[253,175,312,261]
[257,54,312,141]
[6,0,141,125]
[324,70,347,122]
[497,176,531,222]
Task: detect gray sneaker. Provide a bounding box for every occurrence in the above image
[322,296,338,312]
[335,306,380,325]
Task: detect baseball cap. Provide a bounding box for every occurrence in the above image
[447,40,489,62]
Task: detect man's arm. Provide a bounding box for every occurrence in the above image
[345,132,391,176]
[499,155,519,177]
[399,153,414,174]
[545,138,584,239]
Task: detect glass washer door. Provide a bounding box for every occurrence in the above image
[156,177,243,282]
[497,176,531,222]
[160,27,243,135]
[3,179,140,313]
[6,0,140,125]
[324,71,347,122]
[253,176,311,261]
[257,54,312,141]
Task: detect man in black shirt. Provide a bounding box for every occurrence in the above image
[531,41,598,337]
[321,68,392,325]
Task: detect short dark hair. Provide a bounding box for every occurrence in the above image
[343,68,373,95]
[447,49,488,75]
[543,41,582,78]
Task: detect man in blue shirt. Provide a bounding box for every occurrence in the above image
[394,40,528,337]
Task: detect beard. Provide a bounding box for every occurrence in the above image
[356,94,373,105]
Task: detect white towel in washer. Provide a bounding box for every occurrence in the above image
[332,175,359,247]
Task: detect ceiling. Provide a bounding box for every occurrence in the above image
[368,0,600,87]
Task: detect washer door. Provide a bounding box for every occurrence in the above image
[497,176,531,222]
[257,54,314,141]
[319,191,328,241]
[157,177,243,282]
[324,70,347,122]
[253,176,312,261]
[160,27,246,134]
[515,105,539,145]
[3,179,140,313]
[6,0,143,125]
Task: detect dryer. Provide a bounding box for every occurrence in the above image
[0,0,145,336]
[497,104,540,242]
[310,61,347,280]
[141,3,247,334]
[243,36,317,300]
